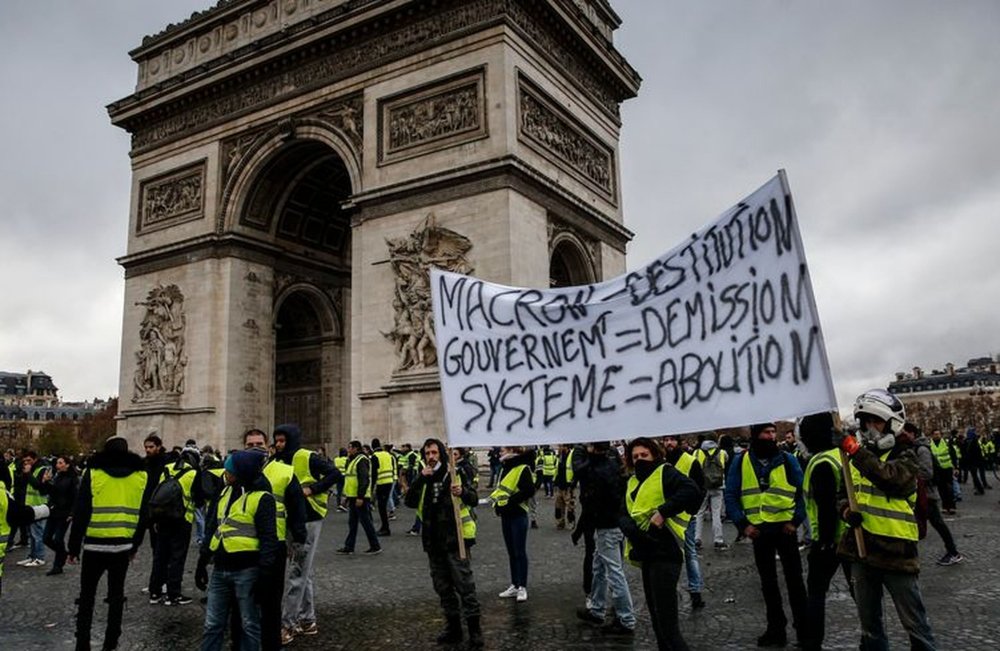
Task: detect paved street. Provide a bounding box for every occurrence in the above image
[2,485,998,650]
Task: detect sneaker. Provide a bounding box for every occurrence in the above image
[516,587,528,602]
[164,594,193,606]
[335,547,354,555]
[937,553,964,566]
[297,622,318,636]
[27,558,46,567]
[407,529,420,537]
[498,584,518,598]
[576,606,604,624]
[377,530,391,537]
[601,619,634,636]
[388,512,397,521]
[363,547,383,555]
[714,542,730,551]
[149,593,165,605]
[336,505,348,512]
[46,567,64,576]
[141,586,150,594]
[281,627,296,645]
[16,558,34,566]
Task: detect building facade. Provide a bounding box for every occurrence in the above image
[0,370,106,439]
[888,355,1000,432]
[108,0,641,452]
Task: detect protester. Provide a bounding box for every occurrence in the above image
[371,438,396,536]
[662,436,706,610]
[18,451,49,567]
[908,423,963,567]
[573,440,636,635]
[273,424,341,644]
[553,444,577,530]
[489,446,535,602]
[196,449,279,651]
[928,429,957,515]
[337,440,381,556]
[405,438,483,646]
[724,422,808,647]
[694,433,729,551]
[1,472,50,597]
[68,436,152,651]
[148,446,201,605]
[39,455,79,575]
[620,437,702,649]
[838,389,937,650]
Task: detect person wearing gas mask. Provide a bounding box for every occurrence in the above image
[724,423,807,648]
[837,389,937,651]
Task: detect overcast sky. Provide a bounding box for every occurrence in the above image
[1,1,997,411]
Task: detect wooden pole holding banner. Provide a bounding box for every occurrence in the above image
[442,442,468,561]
[832,413,866,559]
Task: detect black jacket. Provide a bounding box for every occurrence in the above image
[619,460,702,564]
[39,470,80,518]
[69,449,154,556]
[200,474,280,574]
[573,446,625,530]
[404,444,478,554]
[274,424,341,521]
[493,452,536,518]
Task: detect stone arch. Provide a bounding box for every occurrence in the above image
[273,283,343,341]
[220,118,361,235]
[549,232,597,287]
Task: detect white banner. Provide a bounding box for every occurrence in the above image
[431,173,837,446]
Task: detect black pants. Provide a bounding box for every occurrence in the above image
[148,521,191,598]
[428,547,481,620]
[344,499,380,551]
[974,465,991,490]
[969,464,985,492]
[75,550,130,651]
[934,468,955,511]
[43,514,71,569]
[926,499,958,556]
[581,527,595,596]
[375,484,392,533]
[803,543,850,649]
[751,524,808,638]
[641,558,689,651]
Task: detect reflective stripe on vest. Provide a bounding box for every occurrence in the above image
[416,476,476,540]
[263,460,294,541]
[374,450,395,485]
[541,453,557,477]
[489,464,529,512]
[803,449,847,542]
[851,450,918,541]
[343,454,371,499]
[292,448,328,518]
[210,487,265,553]
[624,464,689,566]
[930,439,953,469]
[87,469,148,539]
[739,453,796,524]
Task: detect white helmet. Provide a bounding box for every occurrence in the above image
[853,389,906,435]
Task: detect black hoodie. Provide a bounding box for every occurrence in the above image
[69,449,154,556]
[274,424,341,522]
[403,439,478,553]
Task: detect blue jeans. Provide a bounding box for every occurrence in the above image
[683,518,703,593]
[194,507,206,544]
[500,512,529,588]
[851,562,936,650]
[588,528,636,628]
[201,566,259,651]
[29,519,46,561]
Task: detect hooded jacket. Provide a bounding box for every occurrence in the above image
[403,439,478,553]
[572,445,625,530]
[69,448,153,556]
[493,451,536,518]
[274,424,340,521]
[200,451,279,573]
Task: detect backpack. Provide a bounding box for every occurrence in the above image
[702,448,725,489]
[148,466,192,522]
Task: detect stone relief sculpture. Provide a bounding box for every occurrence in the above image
[133,284,188,402]
[140,164,205,230]
[384,215,473,372]
[387,84,480,152]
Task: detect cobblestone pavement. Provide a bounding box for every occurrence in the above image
[2,487,998,650]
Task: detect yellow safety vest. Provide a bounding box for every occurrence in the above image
[0,489,10,580]
[210,486,265,553]
[489,464,529,512]
[562,449,575,484]
[851,450,918,541]
[416,474,476,540]
[672,451,695,477]
[624,464,689,566]
[541,453,558,477]
[25,466,46,507]
[739,453,796,524]
[292,448,328,518]
[334,456,347,473]
[263,461,294,541]
[343,454,371,499]
[373,450,396,486]
[87,469,148,539]
[803,449,847,542]
[930,439,953,469]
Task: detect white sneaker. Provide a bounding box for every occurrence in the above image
[28,559,46,567]
[516,587,528,602]
[498,584,518,598]
[16,558,33,566]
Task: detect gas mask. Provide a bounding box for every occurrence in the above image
[860,426,895,451]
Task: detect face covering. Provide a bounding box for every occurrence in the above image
[751,438,779,459]
[862,426,895,451]
[634,459,657,480]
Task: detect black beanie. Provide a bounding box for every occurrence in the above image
[104,436,129,453]
[750,423,776,438]
[799,412,835,452]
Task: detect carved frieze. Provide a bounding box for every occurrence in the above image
[518,75,615,201]
[379,68,487,165]
[384,215,473,373]
[315,94,364,151]
[138,162,206,233]
[132,284,187,403]
[127,0,623,151]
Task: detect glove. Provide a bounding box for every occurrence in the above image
[837,431,861,456]
[195,555,210,591]
[844,510,863,527]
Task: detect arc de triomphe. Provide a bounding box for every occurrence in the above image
[109,0,640,452]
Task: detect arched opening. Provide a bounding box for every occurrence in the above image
[549,239,595,288]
